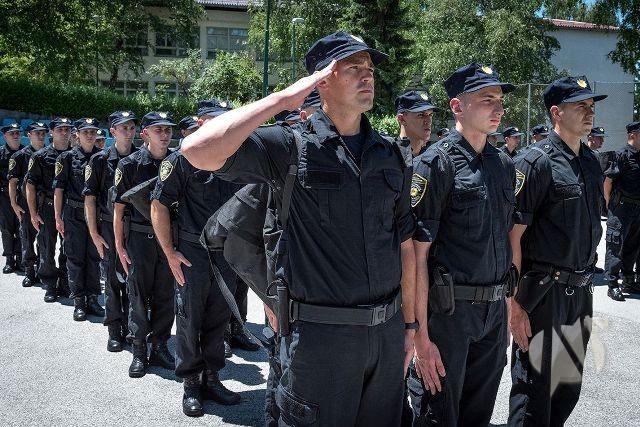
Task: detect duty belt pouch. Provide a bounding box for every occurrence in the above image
[429,265,455,316]
[514,271,553,314]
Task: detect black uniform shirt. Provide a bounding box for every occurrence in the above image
[83,144,139,214]
[53,145,100,202]
[151,151,240,235]
[0,144,21,191]
[412,130,515,285]
[500,145,518,158]
[604,144,640,199]
[215,109,414,307]
[25,144,69,198]
[7,145,37,199]
[514,131,603,271]
[113,146,168,226]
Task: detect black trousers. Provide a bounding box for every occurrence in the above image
[174,241,234,378]
[265,330,282,427]
[232,275,248,323]
[508,284,592,427]
[277,312,404,426]
[407,299,507,427]
[36,198,67,288]
[0,191,21,259]
[18,197,37,271]
[604,201,640,285]
[101,220,128,326]
[63,205,101,298]
[126,230,174,342]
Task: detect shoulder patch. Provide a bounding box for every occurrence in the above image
[515,169,525,196]
[411,173,428,208]
[28,158,34,171]
[55,161,63,176]
[84,165,92,182]
[8,159,16,171]
[159,160,174,181]
[114,168,123,186]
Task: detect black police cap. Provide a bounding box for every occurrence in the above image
[503,126,524,138]
[531,124,549,136]
[197,99,233,118]
[284,111,301,123]
[49,117,74,130]
[109,111,137,128]
[141,111,176,128]
[590,127,606,137]
[543,76,607,110]
[488,131,502,138]
[25,121,49,133]
[96,129,106,140]
[302,90,321,109]
[436,128,450,138]
[444,63,515,99]
[74,118,100,131]
[626,121,640,133]
[395,90,440,113]
[178,116,200,131]
[1,122,21,133]
[305,31,388,74]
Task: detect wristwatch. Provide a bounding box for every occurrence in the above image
[404,321,420,331]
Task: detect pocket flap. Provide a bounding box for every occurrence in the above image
[276,385,319,426]
[383,168,403,192]
[303,168,343,190]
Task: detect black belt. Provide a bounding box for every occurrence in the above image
[454,282,507,302]
[129,222,154,234]
[531,262,593,288]
[621,196,640,206]
[66,199,84,209]
[179,230,201,244]
[290,292,402,327]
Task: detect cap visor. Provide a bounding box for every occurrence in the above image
[146,121,176,127]
[29,126,47,131]
[187,124,200,130]
[111,118,137,128]
[562,93,608,104]
[78,125,101,130]
[404,105,440,113]
[464,81,516,95]
[323,46,388,70]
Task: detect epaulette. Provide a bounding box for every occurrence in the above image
[523,141,553,165]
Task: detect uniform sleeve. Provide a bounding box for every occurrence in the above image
[112,158,133,205]
[24,153,42,187]
[52,153,69,190]
[396,163,415,242]
[411,152,454,242]
[513,154,552,225]
[150,151,185,207]
[215,125,292,186]
[7,151,20,181]
[603,150,625,180]
[83,154,103,197]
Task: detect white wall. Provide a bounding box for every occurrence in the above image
[550,28,635,151]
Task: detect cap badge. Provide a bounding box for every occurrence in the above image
[219,101,228,108]
[61,118,68,123]
[159,112,167,119]
[37,122,44,127]
[86,118,93,124]
[419,92,430,101]
[192,116,198,121]
[577,79,587,88]
[481,66,493,74]
[122,112,130,117]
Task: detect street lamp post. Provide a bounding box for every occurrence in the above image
[290,17,305,82]
[92,15,101,89]
[262,0,272,97]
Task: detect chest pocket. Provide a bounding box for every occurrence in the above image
[195,172,220,204]
[301,167,345,228]
[451,185,487,228]
[381,168,403,231]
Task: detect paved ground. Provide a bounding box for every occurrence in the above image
[0,226,639,426]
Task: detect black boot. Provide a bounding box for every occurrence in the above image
[129,340,148,378]
[57,277,70,298]
[22,268,36,288]
[182,373,204,417]
[229,321,260,351]
[43,283,57,303]
[607,281,625,302]
[202,369,241,405]
[86,295,105,317]
[622,274,640,294]
[149,340,175,370]
[3,256,15,274]
[107,323,124,352]
[73,297,87,321]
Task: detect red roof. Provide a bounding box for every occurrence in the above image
[550,19,618,32]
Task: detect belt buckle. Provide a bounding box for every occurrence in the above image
[371,305,387,326]
[492,285,504,301]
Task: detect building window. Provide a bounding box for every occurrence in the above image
[124,30,149,56]
[102,81,149,97]
[206,27,248,59]
[154,27,200,57]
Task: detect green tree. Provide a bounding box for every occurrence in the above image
[148,49,204,97]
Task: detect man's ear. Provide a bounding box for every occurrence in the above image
[450,97,463,115]
[396,113,405,126]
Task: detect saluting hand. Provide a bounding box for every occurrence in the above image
[167,250,192,286]
[277,60,337,112]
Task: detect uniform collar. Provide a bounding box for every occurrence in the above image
[625,143,639,155]
[548,130,587,161]
[445,129,500,162]
[308,109,385,151]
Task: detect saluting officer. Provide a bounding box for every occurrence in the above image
[8,122,48,286]
[181,32,417,426]
[0,123,24,273]
[508,76,606,426]
[53,118,103,321]
[113,112,175,378]
[25,117,71,302]
[84,111,138,351]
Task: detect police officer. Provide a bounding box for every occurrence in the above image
[508,76,606,426]
[95,129,106,149]
[395,90,439,156]
[408,63,515,426]
[113,112,175,378]
[587,126,605,151]
[8,122,47,286]
[0,123,23,273]
[84,111,138,351]
[177,116,199,146]
[53,118,103,321]
[25,117,72,302]
[603,121,640,301]
[181,32,417,426]
[151,100,243,416]
[436,128,450,139]
[501,126,524,157]
[531,124,549,143]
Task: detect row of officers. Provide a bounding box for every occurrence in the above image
[0,30,639,426]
